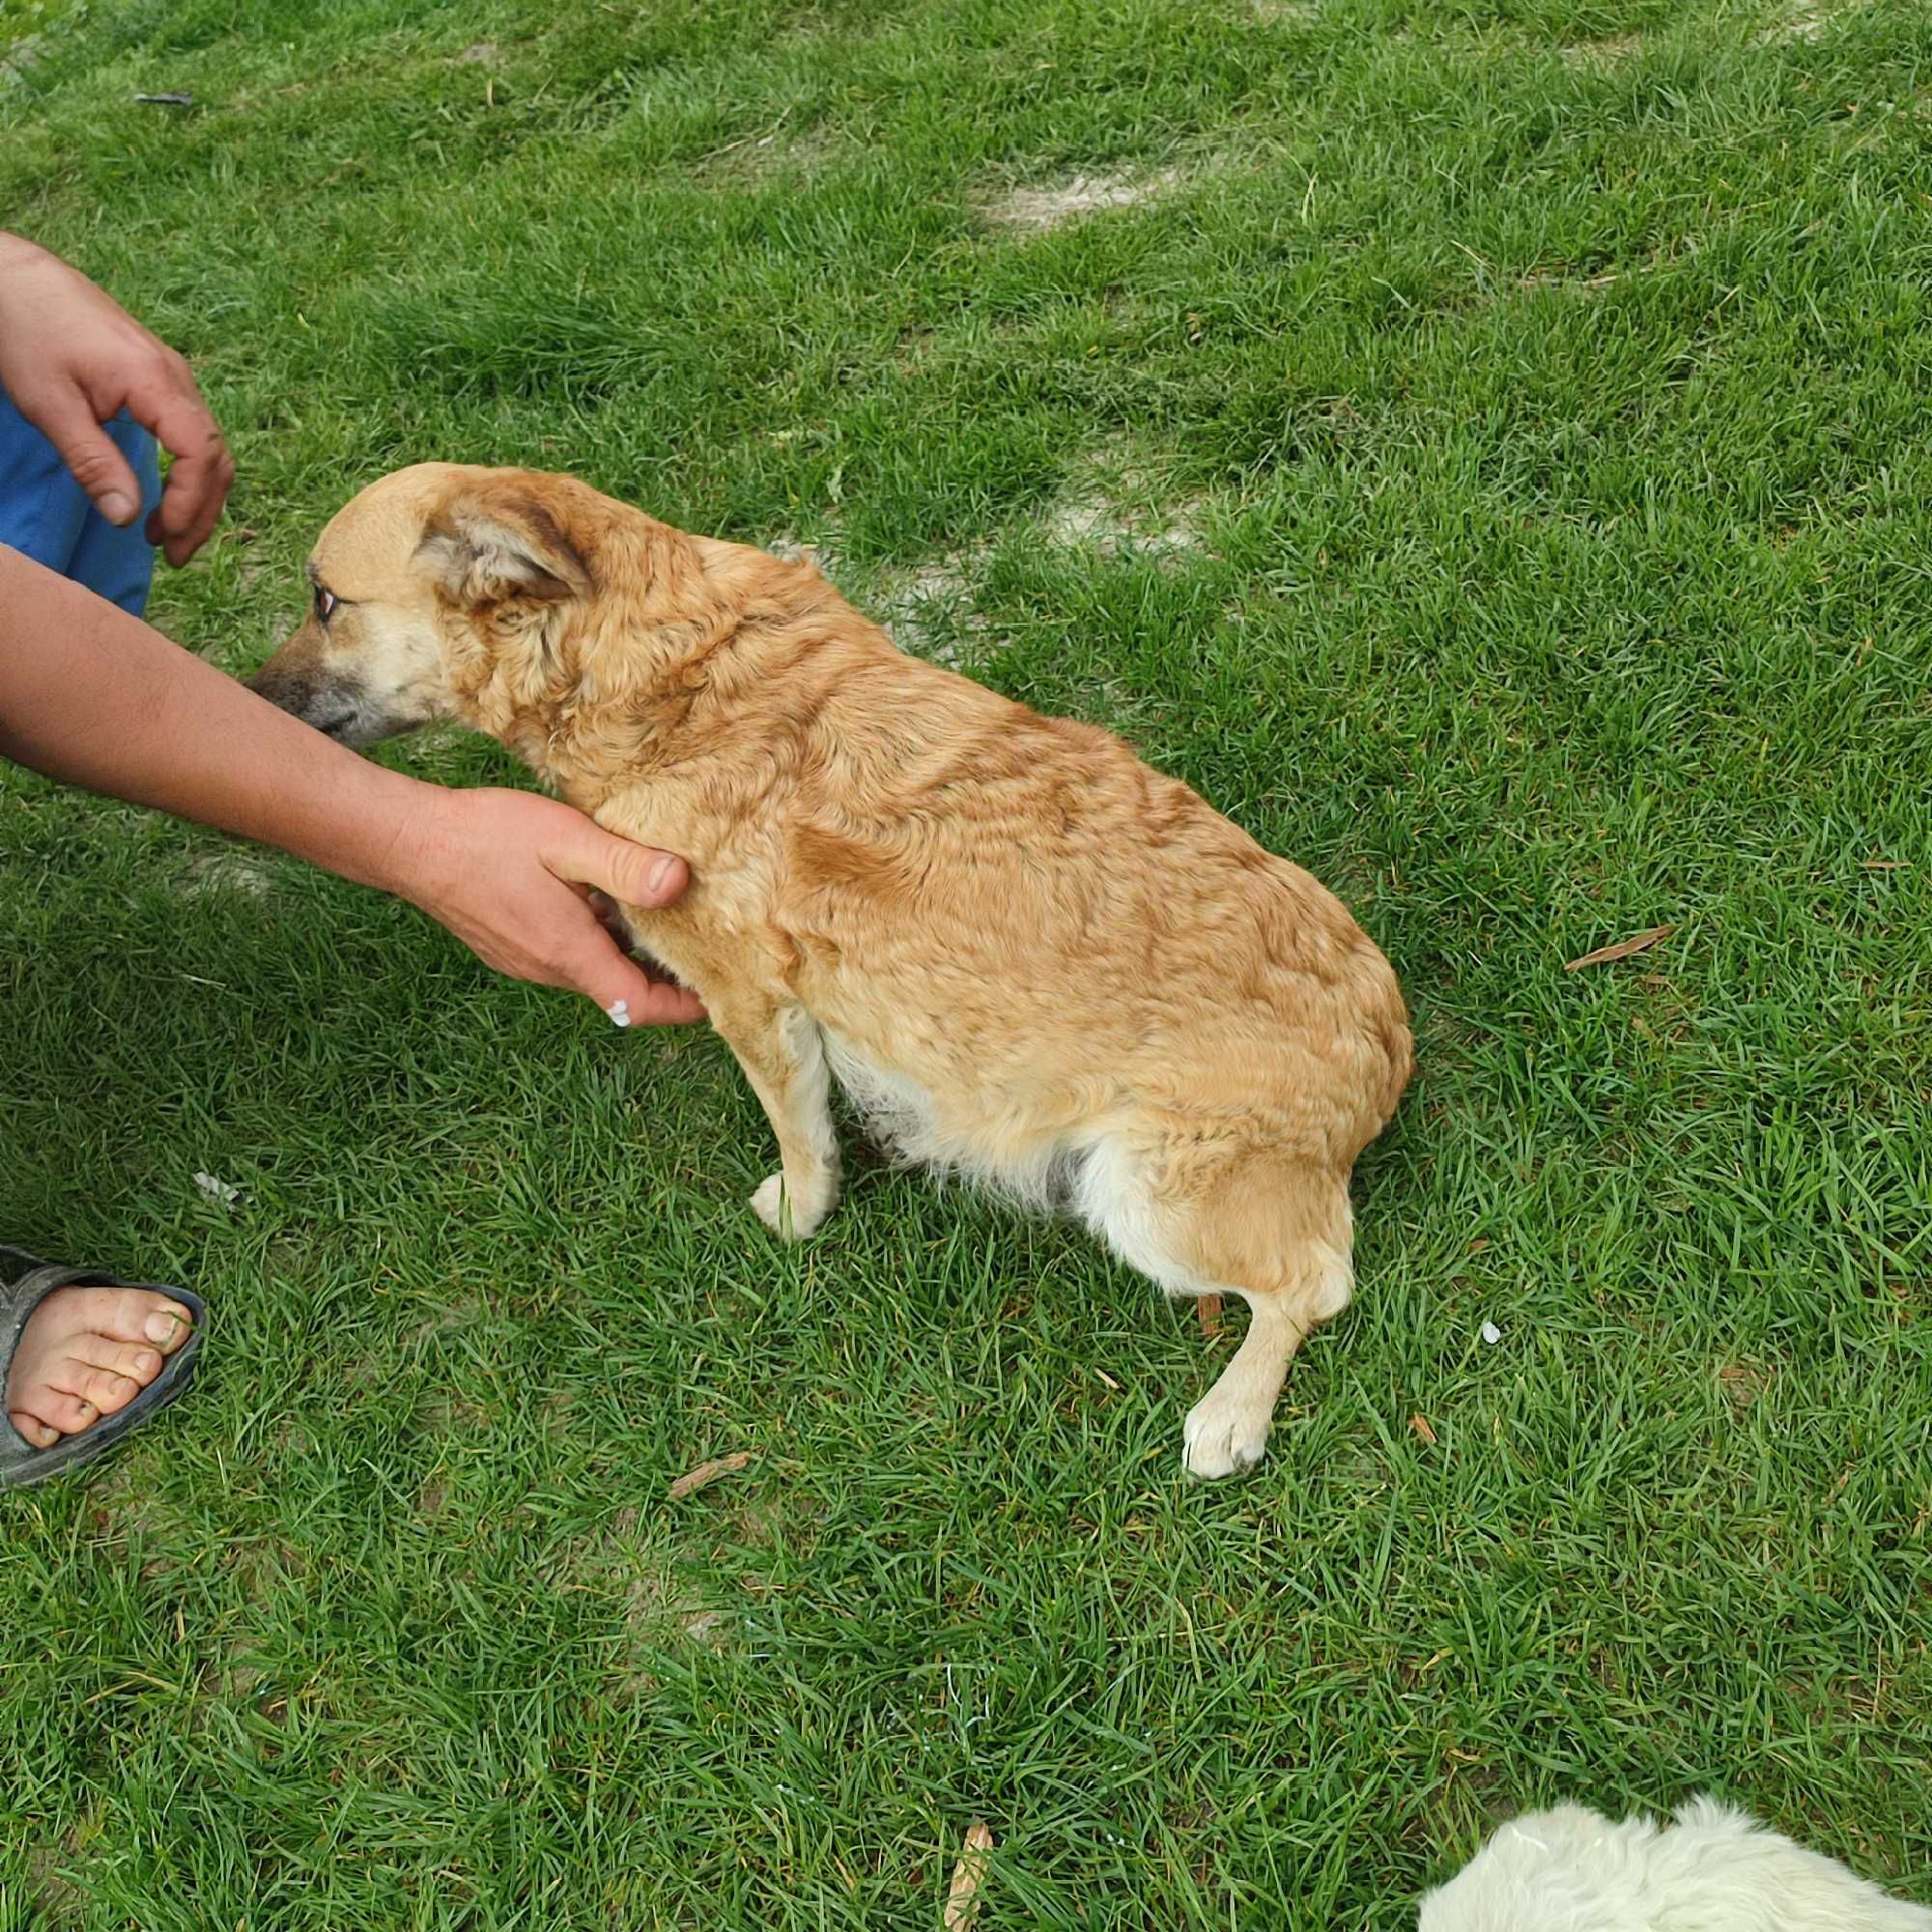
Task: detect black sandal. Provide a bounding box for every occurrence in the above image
[1,1244,207,1490]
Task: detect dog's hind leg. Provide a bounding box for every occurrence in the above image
[711,1000,840,1240]
[1077,1133,1355,1479]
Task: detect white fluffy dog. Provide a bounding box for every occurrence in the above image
[1419,1798,1932,1931]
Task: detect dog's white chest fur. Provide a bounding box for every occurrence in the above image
[819,1030,945,1172]
[818,1027,1082,1213]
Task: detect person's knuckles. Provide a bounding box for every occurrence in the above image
[77,1365,138,1408]
[62,440,129,493]
[608,844,683,907]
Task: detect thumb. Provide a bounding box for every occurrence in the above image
[545,816,690,910]
[25,384,144,526]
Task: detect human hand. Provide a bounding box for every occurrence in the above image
[0,234,234,566]
[382,783,705,1025]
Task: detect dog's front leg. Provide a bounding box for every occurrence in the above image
[712,1000,840,1239]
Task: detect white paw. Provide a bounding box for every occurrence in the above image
[750,1173,827,1241]
[1182,1389,1271,1481]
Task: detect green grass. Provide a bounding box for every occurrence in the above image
[3,0,1931,1923]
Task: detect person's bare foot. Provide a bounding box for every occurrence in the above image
[6,1286,194,1448]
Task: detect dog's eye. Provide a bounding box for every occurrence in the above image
[314,585,338,624]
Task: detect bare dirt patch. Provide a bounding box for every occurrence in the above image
[765,452,1208,669]
[177,848,277,899]
[868,552,995,668]
[1040,446,1210,561]
[616,1566,737,1692]
[769,529,1000,668]
[1759,0,1867,40]
[1719,1361,1773,1409]
[981,167,1180,234]
[1560,33,1643,68]
[0,38,43,90]
[692,120,838,187]
[27,1838,85,1927]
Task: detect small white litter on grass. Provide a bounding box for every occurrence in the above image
[1481,1321,1503,1346]
[193,1172,243,1208]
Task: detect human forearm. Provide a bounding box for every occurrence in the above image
[0,548,705,1022]
[0,543,417,887]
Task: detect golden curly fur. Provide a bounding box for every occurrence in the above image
[248,464,1411,1476]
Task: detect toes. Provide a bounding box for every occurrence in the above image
[97,1289,195,1352]
[27,1387,100,1436]
[750,1173,833,1240]
[59,1362,146,1416]
[1182,1405,1268,1481]
[31,1286,189,1351]
[752,1175,822,1238]
[751,1175,788,1235]
[3,1287,189,1447]
[71,1333,165,1388]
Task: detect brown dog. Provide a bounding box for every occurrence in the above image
[248,464,1411,1477]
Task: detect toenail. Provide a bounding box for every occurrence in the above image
[136,1352,158,1375]
[146,1311,183,1344]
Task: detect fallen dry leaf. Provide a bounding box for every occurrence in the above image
[1196,1293,1223,1340]
[1564,923,1676,972]
[667,1451,753,1501]
[945,1821,994,1930]
[1409,1413,1438,1445]
[1094,1367,1122,1392]
[1860,859,1905,871]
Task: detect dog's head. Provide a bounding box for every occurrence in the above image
[247,463,599,753]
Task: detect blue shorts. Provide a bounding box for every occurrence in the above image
[0,392,161,617]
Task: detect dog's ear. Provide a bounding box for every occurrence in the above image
[417,491,592,607]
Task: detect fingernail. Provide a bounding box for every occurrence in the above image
[607,1000,631,1028]
[99,491,135,526]
[646,856,675,897]
[146,1311,183,1344]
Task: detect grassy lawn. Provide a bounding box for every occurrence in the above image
[3,0,1930,1923]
